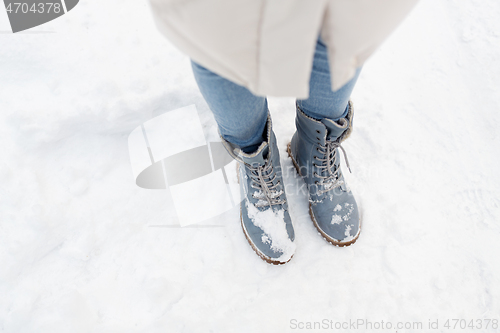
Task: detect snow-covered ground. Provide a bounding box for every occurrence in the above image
[1,0,500,332]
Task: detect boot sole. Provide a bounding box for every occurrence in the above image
[287,142,361,247]
[237,163,293,265]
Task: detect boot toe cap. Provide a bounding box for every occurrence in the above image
[241,201,296,264]
[310,193,360,246]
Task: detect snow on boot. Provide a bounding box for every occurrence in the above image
[221,114,296,264]
[287,101,360,246]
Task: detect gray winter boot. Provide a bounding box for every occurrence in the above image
[287,101,360,246]
[221,114,296,264]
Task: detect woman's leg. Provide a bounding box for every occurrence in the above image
[288,36,362,246]
[297,37,361,120]
[191,61,295,264]
[191,61,268,153]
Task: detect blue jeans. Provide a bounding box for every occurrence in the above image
[192,37,361,153]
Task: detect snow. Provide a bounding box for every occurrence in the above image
[245,200,295,262]
[327,197,355,226]
[1,0,500,332]
[343,225,353,242]
[331,215,343,225]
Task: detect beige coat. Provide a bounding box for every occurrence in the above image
[149,0,418,98]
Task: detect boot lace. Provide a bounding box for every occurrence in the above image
[314,140,351,195]
[248,161,285,208]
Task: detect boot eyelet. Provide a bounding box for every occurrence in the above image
[316,137,320,141]
[316,130,320,134]
[312,163,316,167]
[315,181,319,185]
